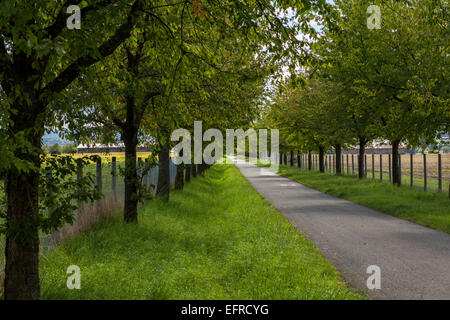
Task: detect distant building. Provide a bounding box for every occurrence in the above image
[438,132,449,142]
[77,143,153,153]
[343,140,410,154]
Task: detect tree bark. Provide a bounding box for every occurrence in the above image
[391,139,401,186]
[335,144,342,175]
[2,4,141,298]
[290,150,294,166]
[4,116,41,299]
[185,164,191,183]
[157,143,170,202]
[357,137,367,179]
[308,150,312,170]
[297,149,301,168]
[192,163,197,178]
[175,165,184,190]
[123,128,138,223]
[319,146,325,173]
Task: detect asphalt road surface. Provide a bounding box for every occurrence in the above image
[233,158,450,300]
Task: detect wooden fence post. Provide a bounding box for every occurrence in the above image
[331,155,333,173]
[333,154,336,174]
[372,153,375,180]
[438,154,442,192]
[47,167,58,245]
[352,154,355,176]
[77,162,83,216]
[424,153,427,191]
[138,157,142,181]
[410,153,413,187]
[380,154,383,181]
[96,157,102,217]
[346,154,349,175]
[365,155,367,178]
[112,157,117,196]
[145,158,150,188]
[388,154,391,183]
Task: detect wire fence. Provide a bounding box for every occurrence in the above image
[290,152,450,194]
[0,155,177,285]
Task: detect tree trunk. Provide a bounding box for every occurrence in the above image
[175,165,184,190]
[123,129,138,223]
[284,153,287,165]
[358,138,366,179]
[297,149,301,168]
[290,150,294,166]
[192,163,197,178]
[279,153,283,165]
[308,151,312,170]
[185,164,191,183]
[335,144,342,175]
[4,103,42,300]
[157,143,170,202]
[392,139,401,186]
[319,146,325,173]
[175,148,185,190]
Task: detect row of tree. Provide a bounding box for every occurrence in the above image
[260,0,449,184]
[0,0,326,299]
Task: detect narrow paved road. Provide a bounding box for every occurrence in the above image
[233,158,450,300]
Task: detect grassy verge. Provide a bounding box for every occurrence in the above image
[39,164,363,299]
[261,162,450,234]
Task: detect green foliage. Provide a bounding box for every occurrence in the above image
[48,143,62,155]
[61,143,77,154]
[263,0,449,155]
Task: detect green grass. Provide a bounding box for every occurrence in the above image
[39,164,363,300]
[262,163,450,234]
[334,167,449,194]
